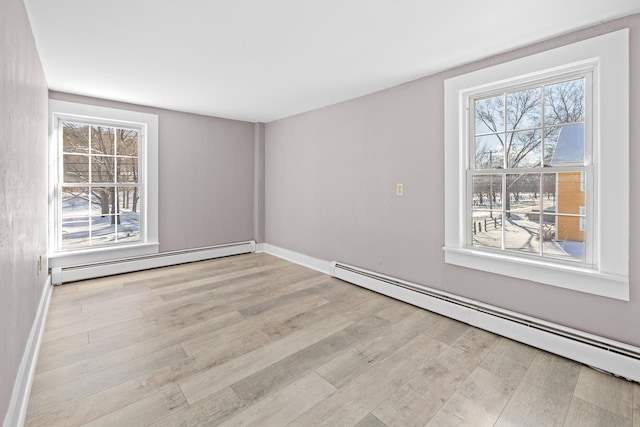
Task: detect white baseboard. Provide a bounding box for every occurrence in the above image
[254,243,266,253]
[331,261,640,383]
[53,241,256,284]
[263,244,332,275]
[257,245,640,383]
[3,275,52,427]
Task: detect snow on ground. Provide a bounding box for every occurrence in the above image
[557,240,585,260]
[472,214,584,262]
[61,192,140,249]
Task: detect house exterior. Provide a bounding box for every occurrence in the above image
[551,123,585,243]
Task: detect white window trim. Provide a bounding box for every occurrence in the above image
[444,29,629,301]
[48,100,159,268]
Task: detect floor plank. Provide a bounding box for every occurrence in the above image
[422,338,538,426]
[563,396,632,427]
[291,332,448,426]
[633,384,640,426]
[220,372,336,427]
[149,387,245,426]
[82,383,188,427]
[315,309,441,389]
[494,352,582,427]
[354,413,389,427]
[572,366,634,418]
[425,365,520,427]
[25,253,639,426]
[178,310,352,405]
[27,345,187,418]
[372,328,499,426]
[231,315,390,405]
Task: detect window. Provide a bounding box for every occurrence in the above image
[444,29,629,300]
[49,101,159,266]
[470,74,590,264]
[59,121,142,250]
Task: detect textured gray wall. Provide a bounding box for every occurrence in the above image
[49,92,256,252]
[0,0,49,422]
[265,14,640,347]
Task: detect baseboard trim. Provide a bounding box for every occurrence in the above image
[53,241,256,284]
[259,245,640,383]
[254,243,266,253]
[331,260,640,383]
[3,275,52,427]
[263,244,332,275]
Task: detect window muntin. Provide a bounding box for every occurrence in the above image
[468,75,590,265]
[57,119,144,251]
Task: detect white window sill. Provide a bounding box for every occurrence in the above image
[443,246,629,301]
[49,242,159,269]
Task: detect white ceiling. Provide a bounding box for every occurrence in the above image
[23,0,640,123]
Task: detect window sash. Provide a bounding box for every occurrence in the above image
[465,72,593,266]
[55,117,146,252]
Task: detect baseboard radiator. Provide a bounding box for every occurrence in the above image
[52,241,256,284]
[330,261,640,383]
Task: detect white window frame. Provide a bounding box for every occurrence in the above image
[48,100,159,267]
[467,70,593,264]
[444,29,629,301]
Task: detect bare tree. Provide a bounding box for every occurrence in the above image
[474,78,584,216]
[62,123,140,225]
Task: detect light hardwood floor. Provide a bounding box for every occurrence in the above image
[26,253,640,426]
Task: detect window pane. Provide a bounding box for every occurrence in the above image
[544,123,584,166]
[474,135,504,169]
[117,188,141,243]
[63,154,89,183]
[61,217,91,249]
[118,211,140,243]
[62,187,90,217]
[472,174,502,210]
[475,95,505,134]
[90,215,116,246]
[542,173,557,211]
[117,157,139,183]
[556,215,585,242]
[91,156,116,183]
[506,87,541,130]
[117,128,139,156]
[542,127,561,165]
[88,188,141,246]
[549,215,586,262]
[91,126,115,156]
[506,173,540,213]
[62,122,89,154]
[544,78,585,125]
[471,211,502,250]
[117,187,141,213]
[504,215,539,255]
[506,129,542,168]
[90,187,115,216]
[555,172,585,215]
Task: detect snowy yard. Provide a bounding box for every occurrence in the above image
[61,191,140,249]
[472,213,585,262]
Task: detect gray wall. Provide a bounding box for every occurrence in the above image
[0,0,49,422]
[49,92,256,252]
[254,123,266,244]
[265,14,640,347]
